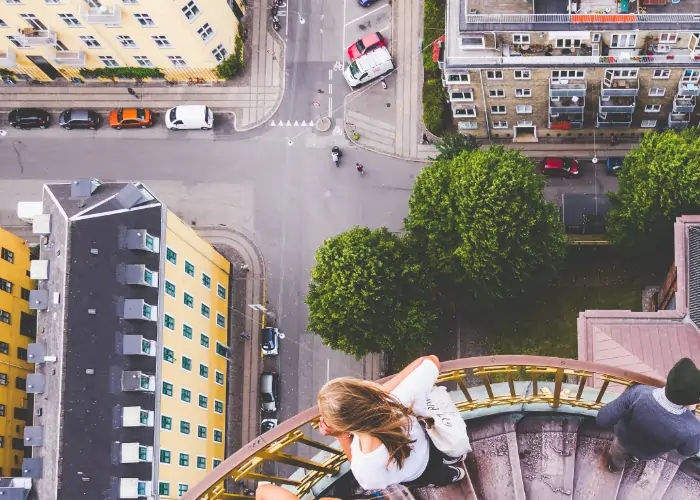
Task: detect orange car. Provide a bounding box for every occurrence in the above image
[108,108,153,129]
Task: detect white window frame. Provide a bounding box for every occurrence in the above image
[7,36,30,48]
[659,33,678,43]
[488,88,505,98]
[450,90,474,102]
[551,70,584,80]
[492,120,508,129]
[515,88,531,98]
[58,13,81,27]
[134,13,156,26]
[214,398,224,414]
[612,69,638,79]
[212,43,228,62]
[214,370,224,386]
[182,0,201,21]
[199,363,208,379]
[460,35,485,49]
[179,418,190,435]
[216,312,226,328]
[99,55,119,67]
[486,70,503,80]
[516,120,533,126]
[515,104,532,114]
[653,69,671,79]
[453,107,476,118]
[162,380,173,398]
[168,55,187,67]
[446,73,470,83]
[555,38,581,48]
[197,455,207,469]
[490,105,506,114]
[213,428,224,443]
[134,55,154,67]
[591,33,602,43]
[197,22,215,43]
[198,393,208,409]
[514,69,531,80]
[648,87,666,97]
[117,35,137,48]
[79,35,101,48]
[151,35,171,48]
[682,69,700,83]
[512,34,530,44]
[457,121,478,130]
[641,119,657,128]
[121,0,139,3]
[644,104,661,113]
[611,33,636,48]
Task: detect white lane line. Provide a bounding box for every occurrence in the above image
[328,69,333,80]
[376,25,390,34]
[341,0,347,67]
[344,4,389,26]
[328,96,332,117]
[329,83,332,94]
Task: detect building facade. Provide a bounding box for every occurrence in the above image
[0,228,34,479]
[0,0,243,82]
[442,0,700,141]
[29,181,231,500]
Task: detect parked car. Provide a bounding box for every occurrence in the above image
[344,47,394,88]
[260,371,280,413]
[541,157,580,178]
[261,327,280,356]
[261,418,278,434]
[358,0,380,6]
[165,105,214,130]
[606,157,625,175]
[108,108,153,130]
[59,109,101,130]
[8,108,50,129]
[348,32,387,61]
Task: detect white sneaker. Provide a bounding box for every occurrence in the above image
[449,465,466,482]
[443,454,467,465]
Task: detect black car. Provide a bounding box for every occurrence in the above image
[260,371,280,413]
[261,418,278,434]
[8,108,50,129]
[260,327,279,356]
[59,109,101,130]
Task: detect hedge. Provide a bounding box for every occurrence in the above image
[423,0,445,77]
[0,69,14,77]
[79,66,164,80]
[423,78,447,136]
[214,24,246,80]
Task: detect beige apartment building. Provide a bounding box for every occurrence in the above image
[441,0,700,142]
[0,0,243,81]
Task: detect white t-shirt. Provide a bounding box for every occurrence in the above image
[349,359,439,490]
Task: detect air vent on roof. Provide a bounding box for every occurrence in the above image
[23,427,43,447]
[32,214,51,235]
[16,202,43,224]
[125,264,158,287]
[88,308,96,315]
[123,335,156,357]
[30,261,49,280]
[28,290,49,311]
[26,374,45,394]
[21,458,42,478]
[126,229,159,253]
[70,178,102,199]
[90,248,99,255]
[116,183,155,210]
[123,299,157,321]
[53,292,60,305]
[86,369,94,375]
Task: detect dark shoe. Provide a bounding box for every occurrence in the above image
[443,453,467,465]
[606,453,622,473]
[449,464,467,482]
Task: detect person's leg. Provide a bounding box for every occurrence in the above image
[607,436,631,472]
[405,440,465,487]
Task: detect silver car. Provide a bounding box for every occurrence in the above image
[260,372,279,413]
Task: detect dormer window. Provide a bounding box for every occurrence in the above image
[122,370,155,392]
[120,442,153,463]
[126,229,160,253]
[122,406,155,427]
[123,335,156,356]
[126,264,158,287]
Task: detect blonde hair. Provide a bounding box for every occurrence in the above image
[318,377,416,469]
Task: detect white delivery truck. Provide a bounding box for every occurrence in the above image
[344,47,394,88]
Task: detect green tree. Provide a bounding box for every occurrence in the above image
[404,146,566,300]
[607,129,700,256]
[305,227,438,359]
[431,133,483,161]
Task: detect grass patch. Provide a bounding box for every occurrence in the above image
[484,246,667,359]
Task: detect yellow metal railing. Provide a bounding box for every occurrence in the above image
[182,355,673,500]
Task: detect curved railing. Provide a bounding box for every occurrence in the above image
[182,355,671,500]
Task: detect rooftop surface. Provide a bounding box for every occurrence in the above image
[578,216,700,387]
[35,183,163,500]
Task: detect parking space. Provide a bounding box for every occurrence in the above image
[542,159,619,204]
[343,0,392,67]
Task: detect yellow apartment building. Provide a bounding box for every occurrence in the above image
[0,228,35,478]
[159,212,231,499]
[0,0,243,81]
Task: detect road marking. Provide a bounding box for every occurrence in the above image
[293,120,299,126]
[328,97,332,117]
[328,83,332,94]
[270,121,276,126]
[333,61,343,71]
[328,69,333,80]
[286,120,291,126]
[333,125,342,136]
[377,25,390,34]
[341,0,347,67]
[344,4,389,27]
[301,120,307,126]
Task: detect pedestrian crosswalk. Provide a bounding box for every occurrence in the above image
[269,119,316,127]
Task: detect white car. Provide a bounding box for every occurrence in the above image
[261,418,278,435]
[165,104,214,130]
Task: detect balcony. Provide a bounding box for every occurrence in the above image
[51,49,86,68]
[0,48,16,68]
[678,81,700,97]
[601,78,639,97]
[549,80,587,98]
[549,119,584,130]
[673,96,696,113]
[79,2,122,25]
[549,96,585,114]
[183,356,700,500]
[668,112,691,130]
[599,95,636,113]
[597,112,632,128]
[15,28,57,47]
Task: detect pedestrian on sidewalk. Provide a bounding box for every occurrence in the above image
[127,87,139,99]
[596,358,700,473]
[239,332,251,340]
[610,133,617,146]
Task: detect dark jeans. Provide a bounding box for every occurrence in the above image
[404,438,464,487]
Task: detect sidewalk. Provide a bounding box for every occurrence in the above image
[343,0,434,162]
[0,6,284,131]
[195,226,266,452]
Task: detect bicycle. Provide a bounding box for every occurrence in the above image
[346,122,360,141]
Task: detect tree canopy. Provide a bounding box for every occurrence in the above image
[305,226,438,359]
[431,133,483,161]
[607,128,700,256]
[404,146,566,300]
